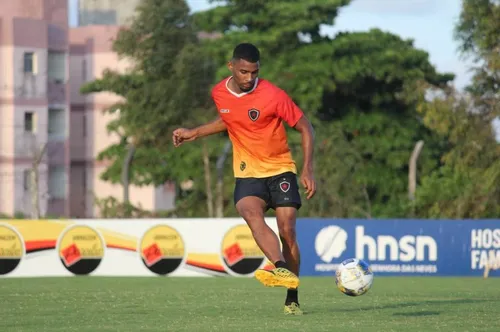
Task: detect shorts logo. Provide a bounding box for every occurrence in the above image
[240,161,246,171]
[248,109,260,121]
[279,181,290,193]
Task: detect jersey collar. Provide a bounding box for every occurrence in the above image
[225,76,259,98]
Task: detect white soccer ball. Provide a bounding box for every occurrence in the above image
[335,258,374,296]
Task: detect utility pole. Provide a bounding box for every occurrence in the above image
[409,140,424,201]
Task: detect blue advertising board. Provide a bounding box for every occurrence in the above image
[296,219,500,277]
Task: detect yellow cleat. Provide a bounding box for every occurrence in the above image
[284,302,303,316]
[254,267,300,289]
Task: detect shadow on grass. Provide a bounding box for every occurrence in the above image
[393,311,440,317]
[334,298,491,312]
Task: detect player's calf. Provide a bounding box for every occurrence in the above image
[236,197,285,263]
[276,207,301,307]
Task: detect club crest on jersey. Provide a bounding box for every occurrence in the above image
[248,109,260,121]
[279,181,290,193]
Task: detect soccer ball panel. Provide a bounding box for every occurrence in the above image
[335,258,374,296]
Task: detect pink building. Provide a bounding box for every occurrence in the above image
[0,0,175,218]
[0,0,70,217]
[68,26,175,218]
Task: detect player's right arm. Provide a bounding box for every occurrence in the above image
[172,117,227,147]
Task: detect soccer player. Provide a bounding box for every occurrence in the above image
[172,43,316,315]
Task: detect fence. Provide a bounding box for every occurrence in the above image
[0,218,499,278]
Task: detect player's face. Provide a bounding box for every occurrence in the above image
[228,59,260,92]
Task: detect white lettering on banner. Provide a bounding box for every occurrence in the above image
[355,226,438,262]
[471,229,500,249]
[313,225,438,274]
[370,264,437,273]
[314,263,438,273]
[471,250,500,269]
[315,263,339,272]
[470,229,500,270]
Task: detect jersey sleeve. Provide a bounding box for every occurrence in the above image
[210,86,217,101]
[275,90,304,127]
[211,86,221,112]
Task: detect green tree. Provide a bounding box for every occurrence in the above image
[307,30,453,217]
[414,85,500,218]
[455,0,499,117]
[411,0,500,218]
[80,0,220,216]
[194,0,454,217]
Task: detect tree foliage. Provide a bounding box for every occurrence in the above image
[194,1,454,218]
[414,85,500,218]
[455,0,499,117]
[81,0,217,188]
[411,0,500,218]
[80,0,499,219]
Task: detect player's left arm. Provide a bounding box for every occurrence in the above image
[293,115,316,199]
[276,91,317,199]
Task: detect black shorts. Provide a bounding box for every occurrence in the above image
[234,171,302,210]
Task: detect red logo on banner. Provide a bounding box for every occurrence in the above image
[62,243,81,267]
[143,243,163,267]
[224,243,244,266]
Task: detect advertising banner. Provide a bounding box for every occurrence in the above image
[300,219,500,277]
[1,218,498,278]
[0,218,277,278]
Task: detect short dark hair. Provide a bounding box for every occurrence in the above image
[232,43,260,63]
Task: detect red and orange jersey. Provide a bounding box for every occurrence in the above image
[211,77,304,178]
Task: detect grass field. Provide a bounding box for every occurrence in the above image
[1,276,499,332]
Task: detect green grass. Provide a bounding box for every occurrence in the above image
[0,277,499,332]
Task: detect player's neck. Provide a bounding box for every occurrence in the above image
[226,76,258,96]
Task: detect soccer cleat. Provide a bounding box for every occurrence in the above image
[254,267,300,289]
[284,302,303,316]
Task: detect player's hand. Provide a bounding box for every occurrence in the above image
[172,128,196,147]
[300,167,316,200]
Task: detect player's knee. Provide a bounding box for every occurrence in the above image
[237,205,265,233]
[279,223,296,243]
[238,206,262,221]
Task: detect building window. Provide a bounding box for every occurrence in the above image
[24,112,35,132]
[48,166,66,199]
[23,52,36,74]
[48,109,65,139]
[48,52,66,83]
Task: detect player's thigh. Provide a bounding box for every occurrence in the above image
[269,172,302,211]
[235,196,267,218]
[234,178,270,228]
[235,196,268,232]
[234,177,270,207]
